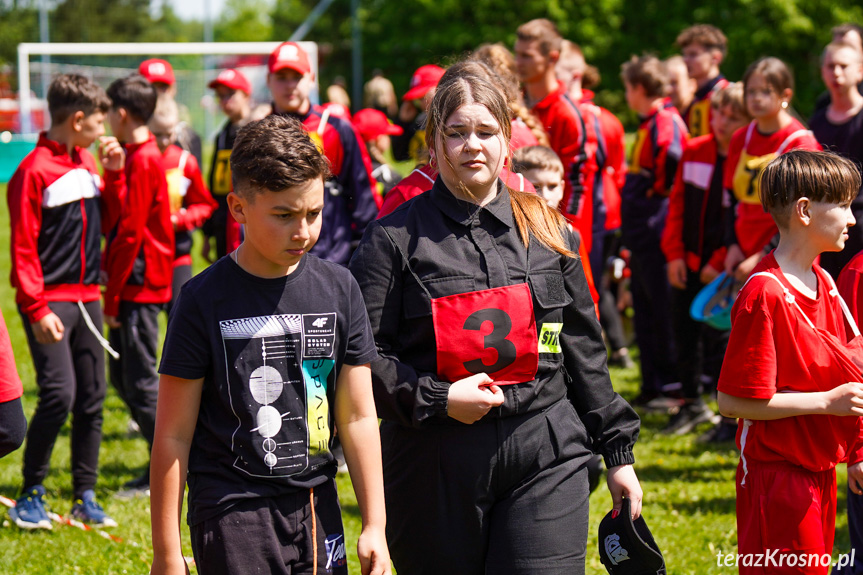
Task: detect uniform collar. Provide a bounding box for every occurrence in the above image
[430,177,514,228]
[694,74,725,101]
[124,133,157,155]
[37,132,79,160]
[531,80,568,112]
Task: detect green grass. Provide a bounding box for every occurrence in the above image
[0,181,854,574]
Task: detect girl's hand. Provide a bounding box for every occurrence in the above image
[357,525,392,575]
[606,464,643,519]
[446,373,504,424]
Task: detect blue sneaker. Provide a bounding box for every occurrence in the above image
[71,490,117,528]
[9,485,52,530]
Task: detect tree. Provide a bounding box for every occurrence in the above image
[215,0,272,43]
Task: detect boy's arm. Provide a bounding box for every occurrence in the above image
[150,373,203,575]
[334,363,391,575]
[718,385,863,420]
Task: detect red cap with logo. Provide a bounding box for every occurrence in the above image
[353,108,403,142]
[268,42,312,75]
[139,59,175,86]
[208,69,252,95]
[403,64,445,101]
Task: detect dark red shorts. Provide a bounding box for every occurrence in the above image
[736,460,836,575]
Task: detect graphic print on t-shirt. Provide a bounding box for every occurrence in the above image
[219,313,336,478]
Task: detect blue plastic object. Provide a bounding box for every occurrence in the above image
[690,271,740,331]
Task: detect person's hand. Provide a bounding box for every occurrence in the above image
[104,314,121,329]
[200,236,214,263]
[700,264,720,286]
[357,525,392,575]
[666,259,687,290]
[398,100,418,123]
[849,462,863,496]
[31,312,64,344]
[734,253,762,282]
[446,373,504,424]
[99,136,125,171]
[606,464,642,520]
[724,244,744,276]
[822,382,863,416]
[149,555,191,575]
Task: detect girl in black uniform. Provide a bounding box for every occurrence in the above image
[349,62,642,575]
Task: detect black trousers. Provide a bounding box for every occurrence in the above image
[20,300,105,497]
[592,231,628,351]
[109,301,160,449]
[629,247,678,393]
[382,399,593,575]
[0,397,26,459]
[671,271,730,400]
[190,479,348,575]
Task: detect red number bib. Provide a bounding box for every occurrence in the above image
[431,283,539,385]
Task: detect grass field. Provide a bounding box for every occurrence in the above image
[0,180,855,575]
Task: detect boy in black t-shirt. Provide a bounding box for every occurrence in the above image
[150,115,391,575]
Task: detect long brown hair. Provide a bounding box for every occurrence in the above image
[426,64,576,258]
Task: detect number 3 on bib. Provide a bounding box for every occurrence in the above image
[431,283,539,385]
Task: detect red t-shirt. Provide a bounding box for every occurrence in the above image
[839,250,863,326]
[718,253,863,471]
[0,309,23,403]
[724,120,821,257]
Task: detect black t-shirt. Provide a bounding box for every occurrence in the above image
[810,107,863,208]
[159,253,378,525]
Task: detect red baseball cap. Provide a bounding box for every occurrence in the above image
[268,42,312,75]
[139,59,175,86]
[208,69,252,95]
[353,108,403,142]
[403,64,445,101]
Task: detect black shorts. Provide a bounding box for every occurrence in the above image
[190,478,348,575]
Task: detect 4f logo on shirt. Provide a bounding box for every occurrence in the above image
[312,317,328,328]
[538,323,563,353]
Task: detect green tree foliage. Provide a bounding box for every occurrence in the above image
[216,0,273,43]
[0,1,40,78]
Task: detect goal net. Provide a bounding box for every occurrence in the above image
[15,41,320,138]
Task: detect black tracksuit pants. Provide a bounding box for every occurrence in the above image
[381,399,593,575]
[20,300,105,497]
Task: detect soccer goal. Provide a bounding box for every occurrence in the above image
[15,41,320,137]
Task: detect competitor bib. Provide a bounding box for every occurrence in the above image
[431,283,539,386]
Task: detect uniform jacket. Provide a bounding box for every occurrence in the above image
[8,133,122,323]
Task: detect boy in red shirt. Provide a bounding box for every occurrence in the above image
[620,54,689,405]
[105,74,174,494]
[718,151,863,574]
[7,73,123,528]
[149,96,217,313]
[676,24,731,138]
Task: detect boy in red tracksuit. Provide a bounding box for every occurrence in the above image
[661,83,750,435]
[677,24,731,138]
[620,54,689,405]
[149,96,217,313]
[105,74,174,494]
[266,41,378,266]
[7,74,124,528]
[516,19,601,254]
[718,151,863,575]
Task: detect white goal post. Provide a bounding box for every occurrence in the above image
[16,41,319,135]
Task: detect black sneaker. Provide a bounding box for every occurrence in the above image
[698,418,739,443]
[115,472,150,499]
[662,401,717,435]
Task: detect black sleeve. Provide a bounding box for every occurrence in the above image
[343,272,379,366]
[560,229,639,467]
[722,188,739,248]
[158,283,211,380]
[391,114,420,163]
[349,221,451,427]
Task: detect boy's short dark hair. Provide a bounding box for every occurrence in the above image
[231,115,331,199]
[47,73,111,125]
[761,150,861,228]
[710,82,750,121]
[512,145,564,175]
[676,24,728,57]
[621,54,668,99]
[106,74,157,123]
